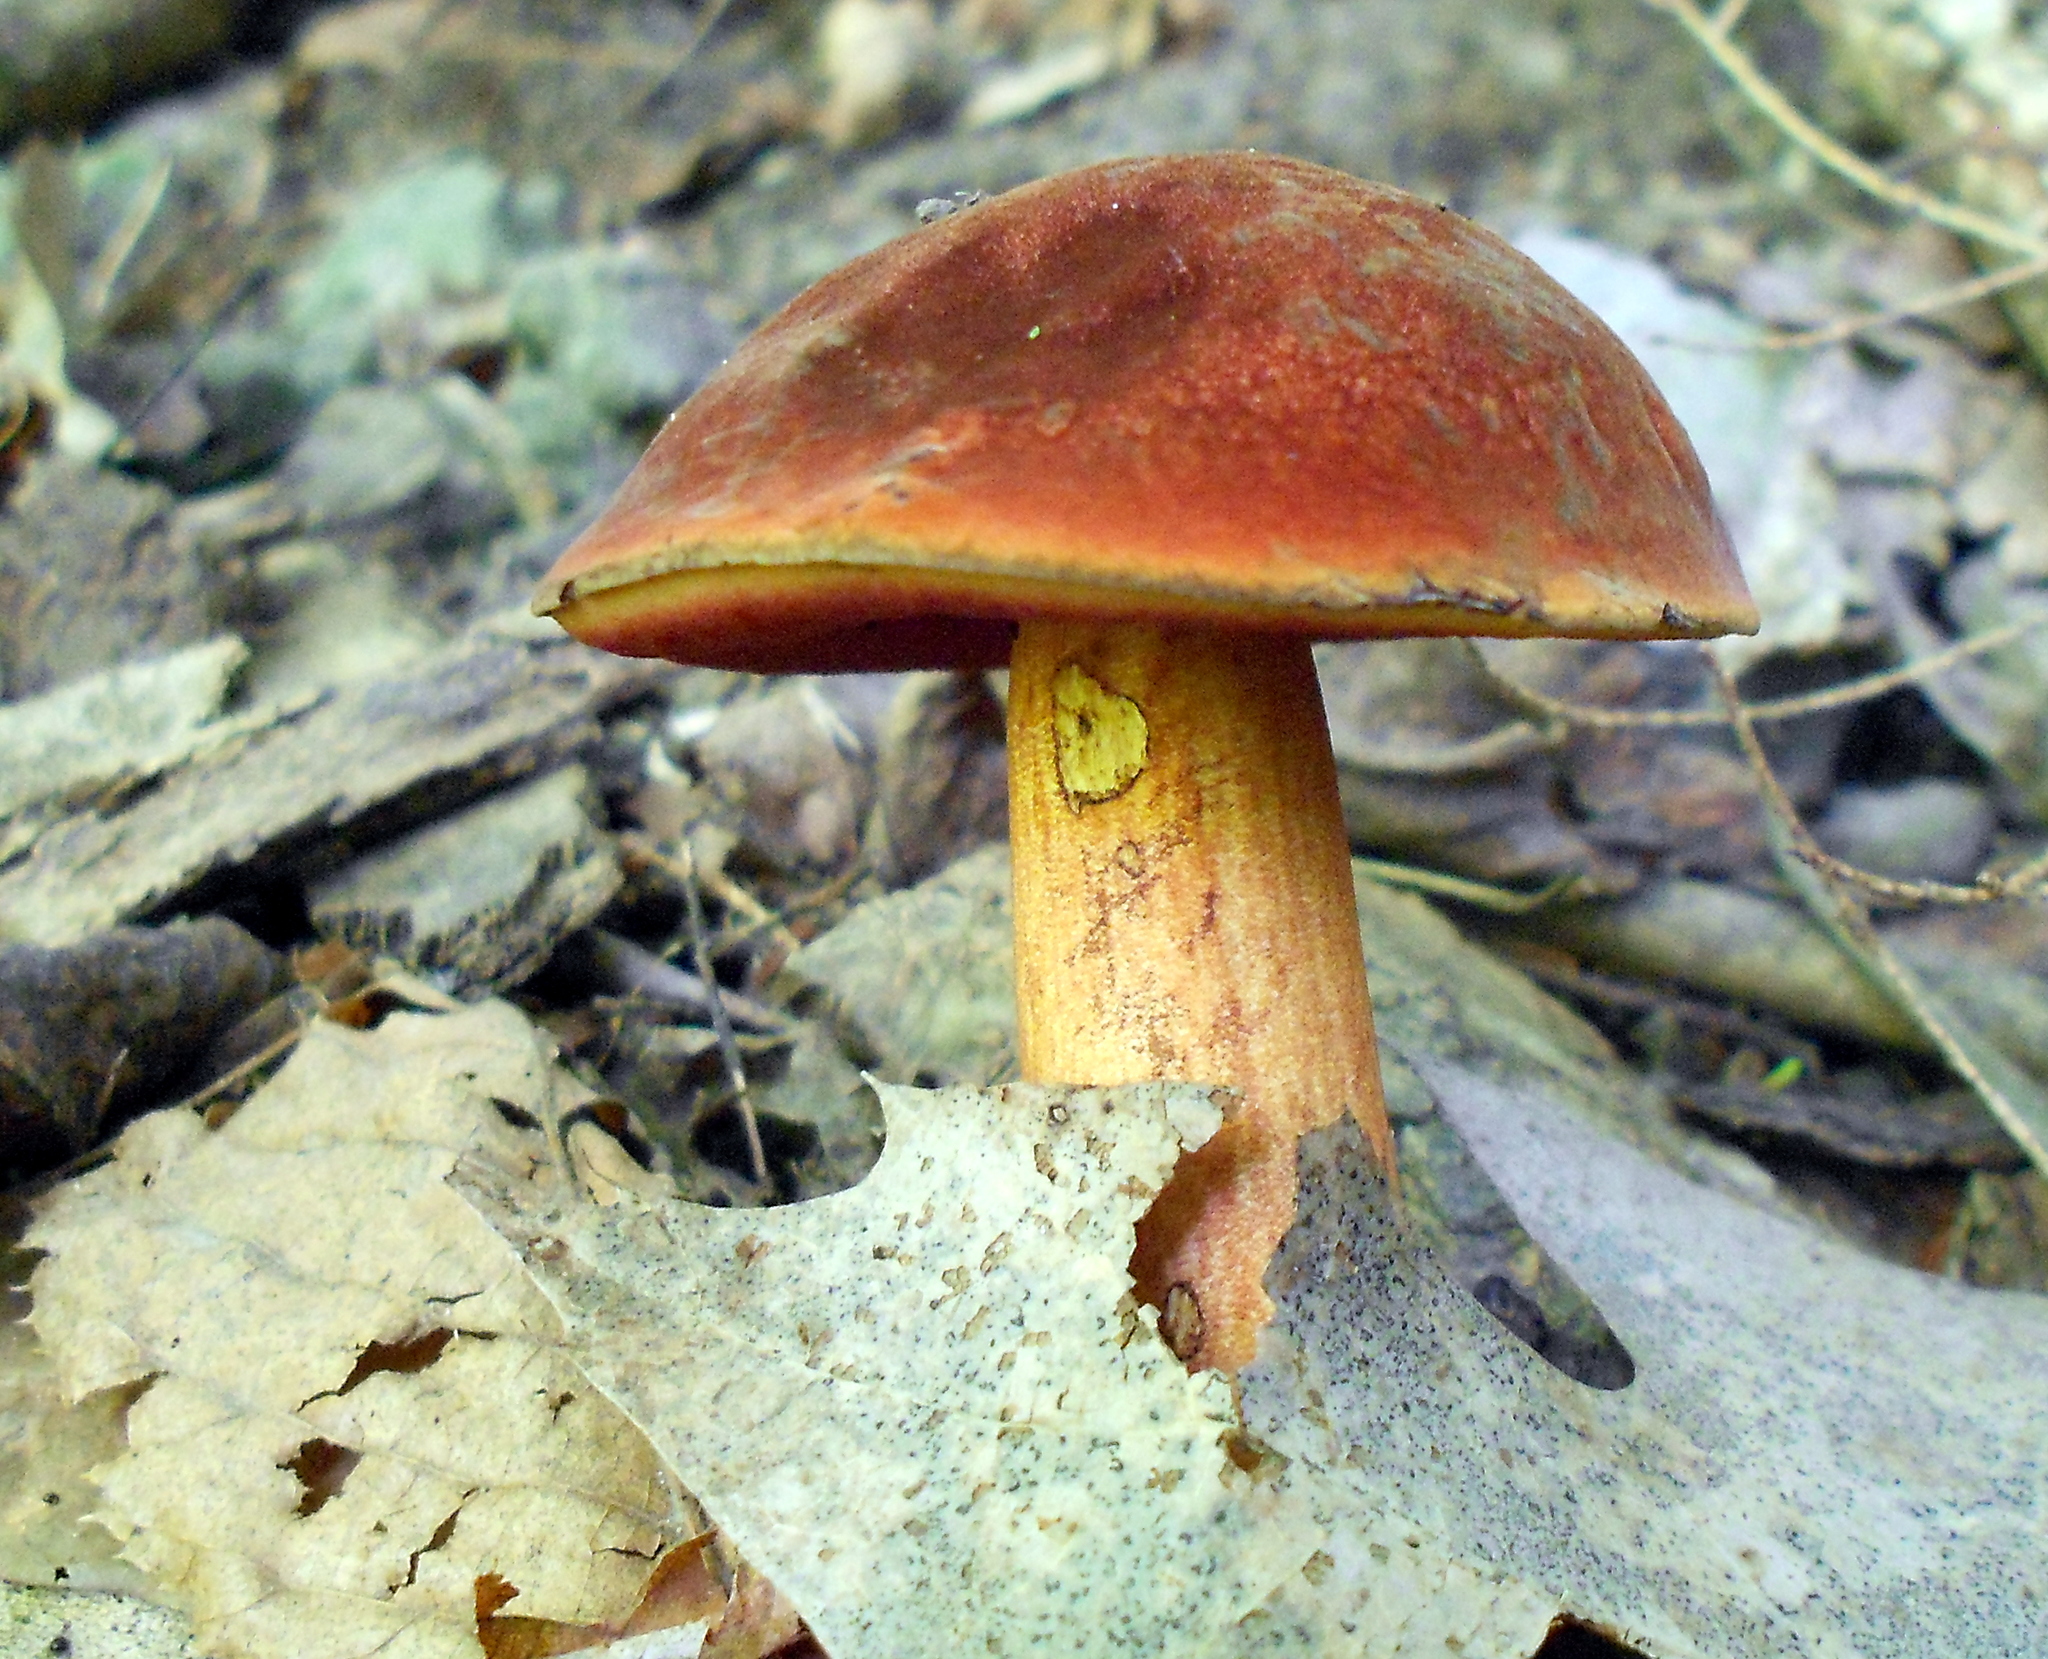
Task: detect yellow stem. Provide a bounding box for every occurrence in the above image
[1007,619,1391,1370]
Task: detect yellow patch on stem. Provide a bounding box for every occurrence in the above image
[1050,662,1149,805]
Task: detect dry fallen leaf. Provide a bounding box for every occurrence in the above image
[457,1076,1349,1655]
[19,974,2043,1657]
[462,1033,2047,1655]
[456,1072,1592,1656]
[24,1002,698,1659]
[1243,1059,2048,1657]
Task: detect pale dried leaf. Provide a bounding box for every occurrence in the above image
[25,1003,694,1659]
[0,1263,144,1595]
[0,1579,195,1657]
[0,636,246,846]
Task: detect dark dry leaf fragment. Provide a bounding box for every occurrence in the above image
[868,669,1009,888]
[472,1531,806,1658]
[0,916,288,1175]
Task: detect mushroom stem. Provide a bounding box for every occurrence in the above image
[1007,618,1393,1371]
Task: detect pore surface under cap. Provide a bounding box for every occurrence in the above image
[540,152,1756,672]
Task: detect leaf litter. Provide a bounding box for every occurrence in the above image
[9,0,2048,1652]
[11,909,2048,1656]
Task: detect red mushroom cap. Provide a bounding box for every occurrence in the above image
[537,152,1756,674]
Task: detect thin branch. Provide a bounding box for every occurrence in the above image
[669,837,770,1188]
[621,833,804,963]
[1476,614,2047,732]
[1640,0,2048,261]
[1708,659,2044,907]
[1791,840,2048,909]
[1505,949,1827,1074]
[1705,0,1755,38]
[1335,717,1564,776]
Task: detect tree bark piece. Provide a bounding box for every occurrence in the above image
[0,622,666,947]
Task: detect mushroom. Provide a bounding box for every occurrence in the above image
[535,153,1756,1371]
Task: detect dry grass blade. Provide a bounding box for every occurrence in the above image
[1354,859,1581,915]
[76,155,172,324]
[1709,653,2048,1178]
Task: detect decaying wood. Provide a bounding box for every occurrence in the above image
[0,619,668,947]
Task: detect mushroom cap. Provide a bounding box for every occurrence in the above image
[538,152,1757,674]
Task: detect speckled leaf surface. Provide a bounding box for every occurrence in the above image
[18,994,2045,1658]
[456,1077,1350,1656]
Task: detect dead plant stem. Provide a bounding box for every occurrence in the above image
[1710,653,2048,1175]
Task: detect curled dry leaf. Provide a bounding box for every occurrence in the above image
[24,1002,699,1659]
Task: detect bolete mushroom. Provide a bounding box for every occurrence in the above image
[536,153,1756,1371]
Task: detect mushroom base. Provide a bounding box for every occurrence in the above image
[1007,619,1393,1372]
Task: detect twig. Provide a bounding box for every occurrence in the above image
[117,269,263,453]
[1736,250,2048,351]
[185,1027,302,1126]
[583,929,789,1032]
[621,834,804,963]
[1335,717,1564,775]
[1704,0,1755,36]
[670,838,769,1188]
[1788,840,2048,909]
[1504,949,1826,1075]
[1476,621,2048,906]
[1709,653,2048,1175]
[1475,614,2047,731]
[1640,0,2048,262]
